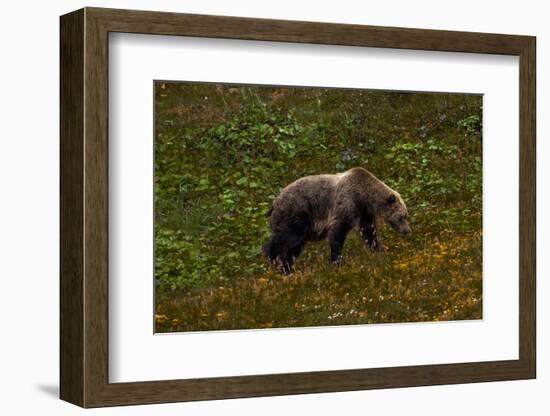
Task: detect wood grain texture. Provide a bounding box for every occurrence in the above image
[93,360,531,407]
[59,8,84,407]
[518,38,536,375]
[88,7,531,54]
[59,7,537,408]
[83,10,110,406]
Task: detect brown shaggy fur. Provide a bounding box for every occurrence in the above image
[263,167,411,273]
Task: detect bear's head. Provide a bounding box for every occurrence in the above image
[380,192,411,235]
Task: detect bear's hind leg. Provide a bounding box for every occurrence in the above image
[288,242,304,260]
[263,233,305,275]
[264,211,310,274]
[328,221,351,266]
[262,237,279,265]
[282,242,304,274]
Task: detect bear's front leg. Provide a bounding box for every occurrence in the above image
[360,215,386,252]
[328,221,351,266]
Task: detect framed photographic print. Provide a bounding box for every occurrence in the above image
[60,7,536,408]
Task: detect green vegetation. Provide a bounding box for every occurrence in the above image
[154,82,482,332]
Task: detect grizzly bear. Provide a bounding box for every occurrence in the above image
[263,167,411,274]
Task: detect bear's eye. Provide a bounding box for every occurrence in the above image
[387,194,396,204]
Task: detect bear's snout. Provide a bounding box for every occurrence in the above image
[401,223,412,235]
[390,219,411,235]
[396,218,412,235]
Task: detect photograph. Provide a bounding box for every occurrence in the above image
[154,82,483,333]
[54,5,538,409]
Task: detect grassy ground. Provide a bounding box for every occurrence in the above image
[154,82,482,332]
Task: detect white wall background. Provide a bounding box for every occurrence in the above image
[0,0,545,414]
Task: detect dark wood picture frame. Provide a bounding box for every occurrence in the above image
[60,7,536,408]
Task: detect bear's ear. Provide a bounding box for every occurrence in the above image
[387,194,396,204]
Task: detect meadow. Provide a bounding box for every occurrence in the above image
[154,82,482,332]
